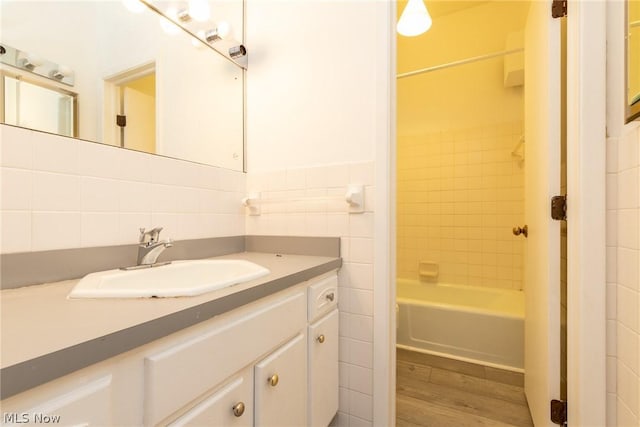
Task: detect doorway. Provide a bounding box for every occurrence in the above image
[103,62,156,153]
[394,1,567,425]
[381,1,607,425]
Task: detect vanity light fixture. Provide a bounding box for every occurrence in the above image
[159,8,181,35]
[205,22,230,43]
[20,53,44,70]
[397,0,432,37]
[2,43,75,86]
[49,65,72,80]
[188,0,210,22]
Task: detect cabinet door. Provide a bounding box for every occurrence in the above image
[308,309,339,427]
[167,367,252,427]
[254,333,306,427]
[144,291,306,425]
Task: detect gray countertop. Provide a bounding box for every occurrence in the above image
[0,251,341,399]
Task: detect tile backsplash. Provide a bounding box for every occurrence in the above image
[0,125,246,254]
[246,161,376,425]
[606,124,640,427]
[397,121,525,290]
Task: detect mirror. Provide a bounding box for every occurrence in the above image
[627,0,640,123]
[0,0,245,171]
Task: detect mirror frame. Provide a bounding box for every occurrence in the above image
[626,0,640,123]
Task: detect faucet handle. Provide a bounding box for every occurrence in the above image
[139,227,163,244]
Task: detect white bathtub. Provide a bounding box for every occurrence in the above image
[396,279,524,372]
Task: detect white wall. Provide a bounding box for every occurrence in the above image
[0,125,245,254]
[246,1,392,425]
[606,1,640,425]
[245,0,381,172]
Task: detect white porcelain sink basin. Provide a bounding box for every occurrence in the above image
[68,260,270,299]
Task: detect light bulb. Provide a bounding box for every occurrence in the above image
[122,0,146,14]
[397,0,432,37]
[159,8,180,35]
[192,31,206,48]
[216,21,231,39]
[21,53,44,70]
[50,65,72,80]
[188,0,210,22]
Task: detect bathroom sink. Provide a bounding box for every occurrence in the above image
[68,260,270,299]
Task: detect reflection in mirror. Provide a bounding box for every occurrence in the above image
[0,0,245,171]
[627,0,640,122]
[3,72,77,137]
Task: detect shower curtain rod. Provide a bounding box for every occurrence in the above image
[397,48,525,79]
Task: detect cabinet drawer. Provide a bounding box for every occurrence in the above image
[167,367,252,427]
[144,291,305,426]
[307,274,338,322]
[1,376,112,427]
[254,333,307,427]
[308,309,339,427]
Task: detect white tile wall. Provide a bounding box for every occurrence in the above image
[0,125,246,254]
[246,161,375,426]
[397,121,525,290]
[606,124,640,427]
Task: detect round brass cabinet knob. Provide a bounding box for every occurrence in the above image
[512,225,528,238]
[232,402,245,417]
[268,374,279,387]
[325,293,335,302]
[317,334,326,344]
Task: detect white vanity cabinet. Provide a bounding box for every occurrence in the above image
[254,333,307,426]
[0,375,113,426]
[144,290,307,426]
[1,270,340,427]
[308,309,339,427]
[307,275,339,427]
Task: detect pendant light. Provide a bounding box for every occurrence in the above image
[397,0,432,37]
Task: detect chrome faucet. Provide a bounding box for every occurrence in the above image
[136,227,173,266]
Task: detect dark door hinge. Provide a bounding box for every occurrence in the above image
[551,195,567,221]
[552,0,567,18]
[116,115,127,127]
[550,399,567,425]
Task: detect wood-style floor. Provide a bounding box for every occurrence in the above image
[396,349,534,427]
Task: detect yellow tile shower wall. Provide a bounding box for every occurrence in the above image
[396,1,529,290]
[397,121,525,290]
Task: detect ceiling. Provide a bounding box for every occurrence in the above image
[427,1,491,18]
[396,0,491,19]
